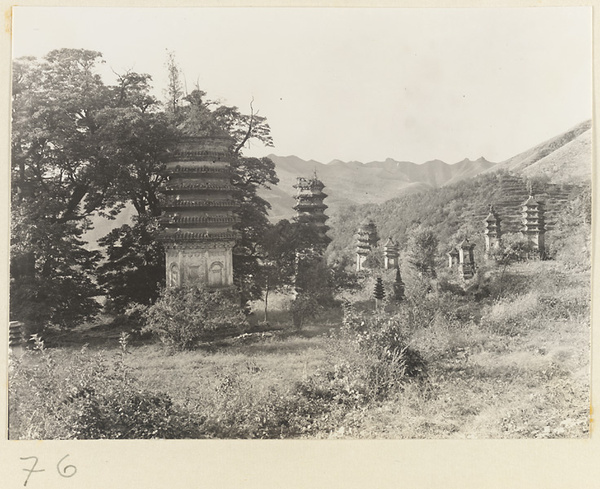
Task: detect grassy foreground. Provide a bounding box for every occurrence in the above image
[9,260,590,439]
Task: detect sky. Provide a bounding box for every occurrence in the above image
[11,6,592,165]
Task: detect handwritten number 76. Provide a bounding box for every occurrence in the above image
[20,455,77,486]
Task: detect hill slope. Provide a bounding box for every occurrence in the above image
[326,171,585,266]
[485,119,592,182]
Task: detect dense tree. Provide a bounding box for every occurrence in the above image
[10,213,102,331]
[256,219,298,322]
[326,251,361,293]
[96,216,165,313]
[10,49,139,330]
[12,48,278,325]
[230,156,278,307]
[404,226,439,279]
[91,83,178,312]
[95,108,176,217]
[11,49,123,222]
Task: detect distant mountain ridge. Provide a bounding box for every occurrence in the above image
[262,119,592,221]
[83,119,592,246]
[261,155,496,221]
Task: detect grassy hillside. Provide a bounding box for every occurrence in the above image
[485,119,591,182]
[521,128,592,184]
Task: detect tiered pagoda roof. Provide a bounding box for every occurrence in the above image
[521,195,546,233]
[158,135,239,246]
[383,236,399,258]
[293,176,328,215]
[356,231,371,257]
[357,219,379,247]
[484,205,502,237]
[293,173,330,242]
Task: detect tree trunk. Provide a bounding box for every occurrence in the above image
[264,276,269,323]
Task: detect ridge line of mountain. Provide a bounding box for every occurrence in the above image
[266,154,496,169]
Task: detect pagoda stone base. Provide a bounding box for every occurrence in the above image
[459,263,476,280]
[522,232,545,253]
[165,243,234,288]
[356,253,367,271]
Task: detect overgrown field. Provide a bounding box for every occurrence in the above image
[9,260,589,439]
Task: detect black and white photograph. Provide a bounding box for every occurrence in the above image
[7,5,592,447]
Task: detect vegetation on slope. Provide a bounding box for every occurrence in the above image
[326,170,585,269]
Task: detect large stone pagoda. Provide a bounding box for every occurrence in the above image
[159,136,239,288]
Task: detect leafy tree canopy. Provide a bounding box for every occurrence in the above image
[11,48,278,328]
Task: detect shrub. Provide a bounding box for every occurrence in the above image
[290,294,322,329]
[299,304,427,403]
[297,354,372,407]
[342,308,426,376]
[488,233,539,264]
[197,375,326,439]
[142,286,248,349]
[9,346,200,439]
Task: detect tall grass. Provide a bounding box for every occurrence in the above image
[9,255,590,439]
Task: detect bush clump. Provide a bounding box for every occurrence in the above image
[298,304,426,406]
[341,305,426,379]
[142,286,248,350]
[194,369,331,439]
[9,343,200,439]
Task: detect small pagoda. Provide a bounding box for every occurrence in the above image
[458,238,476,280]
[355,219,379,271]
[448,238,476,280]
[159,136,239,288]
[383,237,400,270]
[521,194,546,256]
[293,172,330,254]
[484,204,502,257]
[356,232,371,271]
